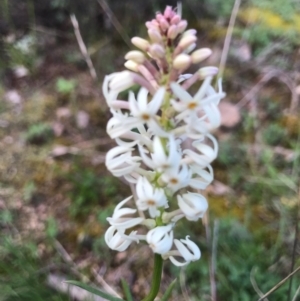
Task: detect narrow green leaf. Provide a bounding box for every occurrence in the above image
[160,278,177,301]
[121,279,133,301]
[65,280,125,301]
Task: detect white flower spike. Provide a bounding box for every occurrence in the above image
[103,5,225,267]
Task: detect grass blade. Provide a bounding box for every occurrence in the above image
[65,280,125,301]
[121,279,133,301]
[160,278,177,301]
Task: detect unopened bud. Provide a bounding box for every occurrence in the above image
[198,67,219,79]
[149,44,165,59]
[146,19,159,30]
[156,13,164,22]
[170,15,181,25]
[124,60,139,72]
[164,6,174,19]
[173,54,191,70]
[191,48,212,64]
[131,37,150,51]
[159,18,169,32]
[109,71,135,91]
[178,35,197,49]
[142,219,156,229]
[182,29,197,37]
[185,43,197,54]
[148,29,163,43]
[177,20,188,33]
[125,50,145,64]
[168,24,178,39]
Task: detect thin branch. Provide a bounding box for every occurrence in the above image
[70,14,98,81]
[97,0,131,48]
[218,0,241,80]
[257,266,300,301]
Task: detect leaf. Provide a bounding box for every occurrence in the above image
[65,280,125,301]
[160,278,177,301]
[121,279,133,301]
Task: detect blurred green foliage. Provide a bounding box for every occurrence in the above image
[0,235,68,301]
[67,166,120,218]
[24,123,54,144]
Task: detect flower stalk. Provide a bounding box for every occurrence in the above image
[141,254,164,301]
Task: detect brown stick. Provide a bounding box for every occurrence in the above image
[257,266,300,301]
[70,14,98,81]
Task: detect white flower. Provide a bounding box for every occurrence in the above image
[106,145,141,177]
[170,76,213,114]
[177,192,208,221]
[147,224,174,254]
[136,176,168,218]
[162,236,201,266]
[161,164,191,193]
[189,164,214,190]
[107,196,144,229]
[170,77,225,122]
[105,226,138,251]
[129,87,164,121]
[139,135,181,172]
[128,87,169,136]
[109,71,135,92]
[183,134,218,168]
[102,73,123,107]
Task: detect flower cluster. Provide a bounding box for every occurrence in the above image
[103,6,225,266]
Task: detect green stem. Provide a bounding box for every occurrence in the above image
[142,254,163,301]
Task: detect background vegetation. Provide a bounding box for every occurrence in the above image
[0,0,300,300]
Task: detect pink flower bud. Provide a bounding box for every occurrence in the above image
[167,24,178,39]
[173,54,191,70]
[159,18,169,32]
[125,50,145,64]
[177,20,188,33]
[171,15,181,25]
[156,13,164,22]
[164,6,174,19]
[148,29,163,43]
[146,20,160,30]
[149,44,165,59]
[131,37,150,51]
[178,35,197,49]
[191,48,212,64]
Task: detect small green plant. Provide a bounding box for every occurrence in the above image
[262,123,287,146]
[55,77,77,95]
[24,123,54,144]
[23,181,37,202]
[46,217,58,239]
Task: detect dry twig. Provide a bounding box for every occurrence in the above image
[70,14,98,81]
[97,0,131,47]
[218,0,241,80]
[257,265,300,301]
